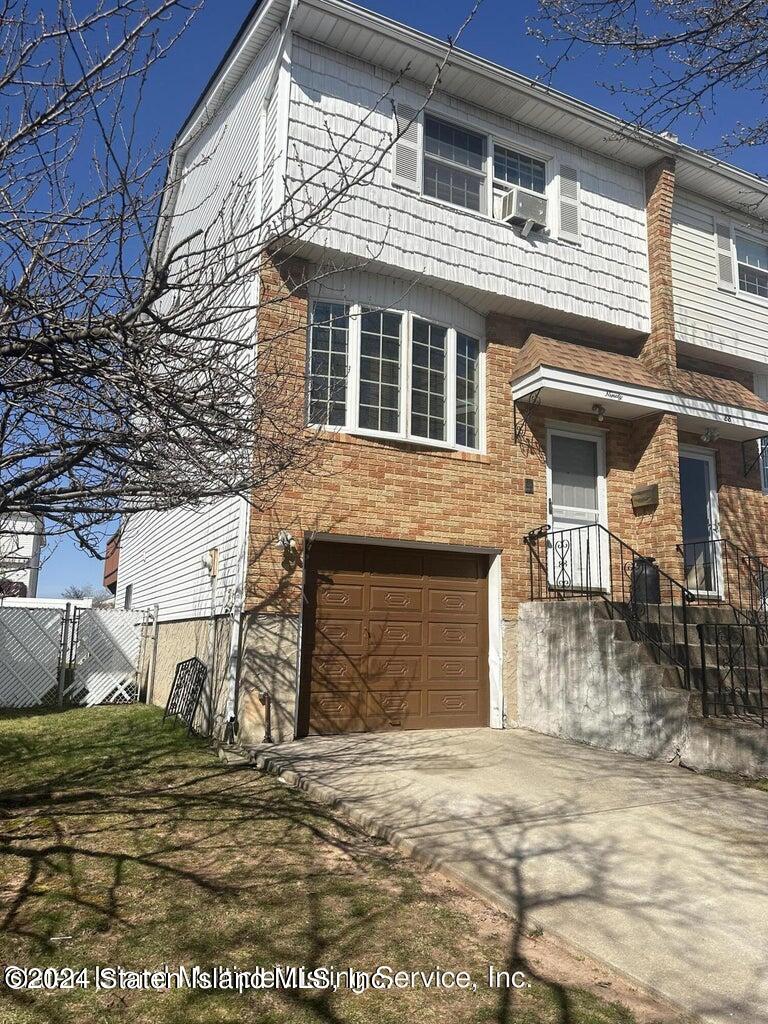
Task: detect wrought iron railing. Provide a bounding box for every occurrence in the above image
[525,523,694,688]
[676,538,768,623]
[696,621,766,727]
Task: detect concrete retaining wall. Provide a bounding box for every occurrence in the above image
[147,616,232,738]
[237,612,300,745]
[516,600,768,776]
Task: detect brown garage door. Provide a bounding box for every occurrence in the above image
[300,542,489,734]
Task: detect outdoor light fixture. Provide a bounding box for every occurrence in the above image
[276,529,296,555]
[276,529,299,570]
[701,428,719,444]
[592,403,606,423]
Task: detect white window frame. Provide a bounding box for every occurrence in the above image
[422,113,489,216]
[418,106,555,232]
[754,373,768,495]
[307,302,486,454]
[734,229,768,303]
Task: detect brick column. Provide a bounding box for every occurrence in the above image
[630,412,684,581]
[640,157,677,384]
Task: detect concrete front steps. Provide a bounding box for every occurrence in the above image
[516,599,768,777]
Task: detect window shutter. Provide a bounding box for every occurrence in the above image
[715,222,736,290]
[392,103,422,191]
[558,165,580,243]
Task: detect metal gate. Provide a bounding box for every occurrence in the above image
[0,604,147,709]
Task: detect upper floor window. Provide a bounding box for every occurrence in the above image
[307,301,482,451]
[423,116,486,212]
[393,103,580,241]
[493,145,546,194]
[736,234,768,299]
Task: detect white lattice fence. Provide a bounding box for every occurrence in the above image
[0,606,63,707]
[0,605,145,709]
[68,609,143,706]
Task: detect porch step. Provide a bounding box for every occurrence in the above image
[613,602,739,625]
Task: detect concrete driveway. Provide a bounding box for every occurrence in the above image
[257,728,768,1024]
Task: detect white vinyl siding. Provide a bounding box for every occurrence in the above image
[115,28,283,621]
[116,498,246,621]
[286,36,650,335]
[672,189,768,365]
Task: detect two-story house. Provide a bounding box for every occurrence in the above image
[115,0,768,751]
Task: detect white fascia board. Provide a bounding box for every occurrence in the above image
[512,365,768,438]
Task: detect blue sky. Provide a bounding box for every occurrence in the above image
[38,0,767,596]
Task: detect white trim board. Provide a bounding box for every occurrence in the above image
[512,365,768,439]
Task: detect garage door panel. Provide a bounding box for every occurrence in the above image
[311,654,365,685]
[365,547,423,577]
[310,691,365,731]
[366,690,422,722]
[427,587,480,618]
[312,544,366,573]
[368,655,422,684]
[315,580,365,614]
[427,655,479,683]
[427,689,480,718]
[368,620,423,647]
[369,584,423,614]
[427,622,479,648]
[424,552,483,579]
[314,619,364,648]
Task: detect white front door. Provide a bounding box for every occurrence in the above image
[546,427,608,592]
[679,447,721,596]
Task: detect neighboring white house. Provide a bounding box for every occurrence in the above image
[0,514,45,598]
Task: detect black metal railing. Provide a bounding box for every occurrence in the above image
[676,538,768,623]
[525,523,694,688]
[696,621,766,726]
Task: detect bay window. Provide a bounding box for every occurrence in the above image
[411,318,447,441]
[308,301,482,450]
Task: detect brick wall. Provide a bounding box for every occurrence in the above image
[641,157,677,382]
[246,257,692,623]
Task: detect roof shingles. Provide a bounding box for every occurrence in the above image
[512,334,768,415]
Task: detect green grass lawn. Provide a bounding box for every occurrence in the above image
[0,706,667,1024]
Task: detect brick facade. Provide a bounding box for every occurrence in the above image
[641,157,677,382]
[242,160,768,737]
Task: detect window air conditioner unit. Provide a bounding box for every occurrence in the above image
[500,187,548,234]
